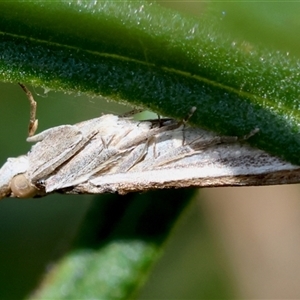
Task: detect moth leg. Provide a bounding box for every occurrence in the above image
[151,135,158,159]
[117,114,183,153]
[212,127,259,145]
[240,128,260,140]
[190,127,259,150]
[183,106,197,125]
[100,136,108,149]
[128,134,162,169]
[190,134,237,150]
[157,114,161,125]
[18,83,38,137]
[120,108,144,117]
[182,106,197,145]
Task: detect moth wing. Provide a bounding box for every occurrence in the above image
[45,140,123,192]
[44,117,152,192]
[27,125,85,181]
[44,137,103,192]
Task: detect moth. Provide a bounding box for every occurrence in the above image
[1,86,300,199]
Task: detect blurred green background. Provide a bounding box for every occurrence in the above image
[2,1,300,299]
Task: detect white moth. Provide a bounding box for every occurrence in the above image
[1,84,300,199]
[0,113,299,199]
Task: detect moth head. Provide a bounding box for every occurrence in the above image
[0,156,29,200]
[10,174,37,198]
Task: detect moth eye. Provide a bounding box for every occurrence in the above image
[10,174,37,198]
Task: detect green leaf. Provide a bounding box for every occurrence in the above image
[30,190,196,299]
[0,1,300,164]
